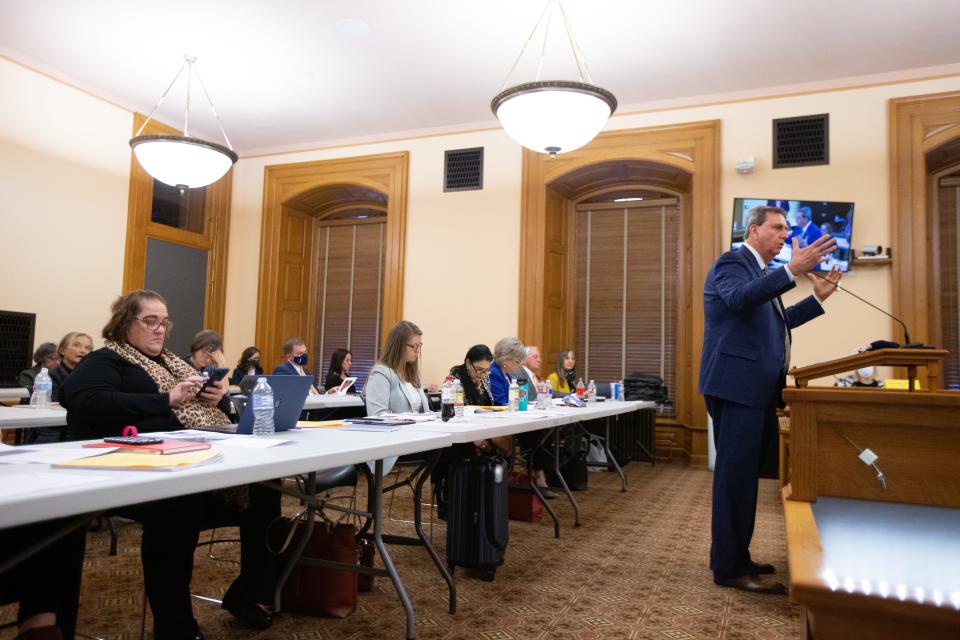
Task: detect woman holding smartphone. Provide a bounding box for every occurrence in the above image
[61,290,278,638]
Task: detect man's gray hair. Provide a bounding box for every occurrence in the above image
[494,337,526,364]
[743,205,785,241]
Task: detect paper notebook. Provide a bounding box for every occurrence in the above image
[83,439,211,455]
[297,420,349,428]
[340,420,413,432]
[54,449,222,471]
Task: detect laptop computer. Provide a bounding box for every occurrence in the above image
[235,375,312,434]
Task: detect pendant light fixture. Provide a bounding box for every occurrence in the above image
[492,0,617,159]
[129,56,238,189]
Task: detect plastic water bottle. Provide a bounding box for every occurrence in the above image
[617,379,625,401]
[508,379,520,411]
[441,376,455,422]
[251,377,275,436]
[587,379,597,401]
[453,377,464,418]
[30,368,52,409]
[575,378,585,398]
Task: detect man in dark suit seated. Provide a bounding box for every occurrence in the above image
[700,205,841,594]
[788,206,823,248]
[272,336,320,394]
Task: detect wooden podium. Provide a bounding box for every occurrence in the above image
[779,349,960,639]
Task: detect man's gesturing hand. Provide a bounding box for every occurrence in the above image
[787,234,837,275]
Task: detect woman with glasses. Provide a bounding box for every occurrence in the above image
[449,344,494,406]
[61,290,279,639]
[365,320,429,415]
[489,337,526,406]
[185,330,227,371]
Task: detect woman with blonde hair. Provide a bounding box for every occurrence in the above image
[365,320,429,415]
[27,332,94,444]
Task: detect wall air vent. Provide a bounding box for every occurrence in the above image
[773,114,829,168]
[444,147,484,192]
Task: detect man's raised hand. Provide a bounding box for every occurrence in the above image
[787,234,837,275]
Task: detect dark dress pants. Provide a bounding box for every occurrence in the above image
[0,519,87,639]
[118,484,280,637]
[705,393,779,581]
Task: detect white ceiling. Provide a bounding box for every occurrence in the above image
[2,0,959,156]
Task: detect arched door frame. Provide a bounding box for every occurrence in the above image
[889,90,960,347]
[255,152,408,371]
[518,120,720,457]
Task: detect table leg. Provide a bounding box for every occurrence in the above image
[412,450,456,613]
[371,459,418,640]
[551,427,580,527]
[605,417,627,492]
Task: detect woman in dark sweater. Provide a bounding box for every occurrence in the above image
[62,290,278,639]
[449,344,494,406]
[229,346,263,385]
[323,348,354,392]
[26,332,93,444]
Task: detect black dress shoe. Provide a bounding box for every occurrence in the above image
[750,562,776,575]
[222,596,273,630]
[715,574,787,595]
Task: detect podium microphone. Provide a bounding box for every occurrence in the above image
[808,270,922,348]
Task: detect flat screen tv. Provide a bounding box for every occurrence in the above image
[731,198,855,272]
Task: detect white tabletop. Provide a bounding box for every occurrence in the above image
[0,387,29,401]
[0,428,452,529]
[409,400,654,443]
[302,393,365,410]
[0,405,67,428]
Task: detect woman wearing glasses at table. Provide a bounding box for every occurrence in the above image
[61,290,279,639]
[365,320,430,415]
[449,344,494,407]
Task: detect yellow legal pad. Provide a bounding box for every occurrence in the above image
[54,449,222,471]
[297,420,348,428]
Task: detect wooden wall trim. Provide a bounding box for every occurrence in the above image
[519,120,721,431]
[123,113,232,334]
[889,91,960,347]
[255,152,409,371]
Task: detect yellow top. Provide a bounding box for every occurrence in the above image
[547,372,571,394]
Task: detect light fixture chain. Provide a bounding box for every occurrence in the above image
[535,0,556,82]
[133,62,188,137]
[184,58,193,137]
[556,1,592,84]
[192,65,236,152]
[499,0,554,92]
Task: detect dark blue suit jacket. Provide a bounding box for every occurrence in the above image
[272,360,313,382]
[790,223,823,248]
[699,247,823,408]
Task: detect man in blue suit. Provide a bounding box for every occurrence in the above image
[272,336,320,394]
[789,207,823,248]
[700,205,841,594]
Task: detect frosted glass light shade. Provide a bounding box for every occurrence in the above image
[492,81,617,157]
[130,134,238,188]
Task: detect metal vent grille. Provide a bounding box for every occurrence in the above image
[0,310,35,388]
[444,147,484,192]
[773,114,829,168]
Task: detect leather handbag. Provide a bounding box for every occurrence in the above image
[269,510,358,618]
[507,472,543,522]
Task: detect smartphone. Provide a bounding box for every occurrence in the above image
[104,436,164,445]
[197,367,230,397]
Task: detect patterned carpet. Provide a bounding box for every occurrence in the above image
[1,463,800,640]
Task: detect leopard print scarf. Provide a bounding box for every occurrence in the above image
[104,340,230,428]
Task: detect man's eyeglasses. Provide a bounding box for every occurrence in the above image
[406,342,423,351]
[136,316,174,332]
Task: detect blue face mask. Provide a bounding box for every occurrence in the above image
[293,353,308,367]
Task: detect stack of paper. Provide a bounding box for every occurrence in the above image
[54,448,222,471]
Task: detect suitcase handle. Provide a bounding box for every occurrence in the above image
[485,458,508,551]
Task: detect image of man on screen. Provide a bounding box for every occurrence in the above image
[700,205,841,594]
[789,206,823,248]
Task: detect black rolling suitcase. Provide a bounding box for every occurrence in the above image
[445,455,509,575]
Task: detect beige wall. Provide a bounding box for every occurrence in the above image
[4,53,958,391]
[226,75,960,388]
[0,57,131,360]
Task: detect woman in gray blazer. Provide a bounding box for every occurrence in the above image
[364,320,429,416]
